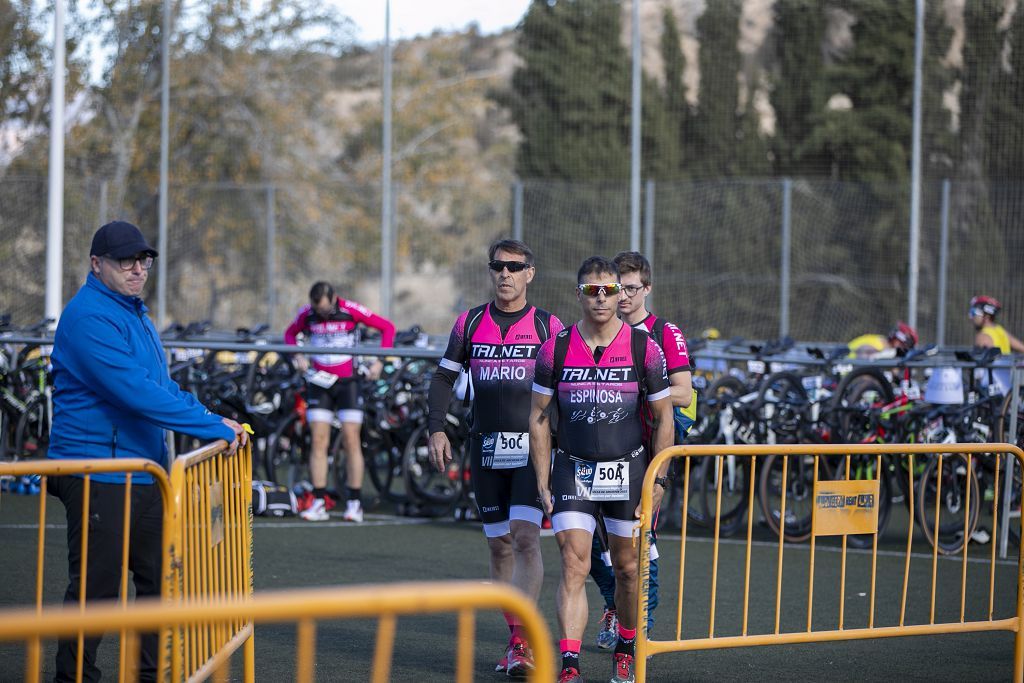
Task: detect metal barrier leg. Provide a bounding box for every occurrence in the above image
[243,631,255,683]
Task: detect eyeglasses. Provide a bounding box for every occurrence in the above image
[968,307,984,319]
[577,283,623,297]
[622,284,644,297]
[489,259,531,273]
[105,254,155,271]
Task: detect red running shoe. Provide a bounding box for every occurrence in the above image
[295,490,314,512]
[610,652,635,683]
[557,666,582,683]
[505,640,534,679]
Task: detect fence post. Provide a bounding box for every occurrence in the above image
[512,181,523,242]
[98,181,109,227]
[644,179,655,309]
[780,178,793,338]
[266,184,276,329]
[936,179,950,345]
[380,0,394,319]
[1001,366,1021,559]
[907,0,925,330]
[629,0,642,252]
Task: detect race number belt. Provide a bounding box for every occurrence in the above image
[574,459,629,501]
[480,432,529,469]
[307,370,339,389]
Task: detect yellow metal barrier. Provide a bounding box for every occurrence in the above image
[0,438,253,682]
[0,582,556,683]
[635,443,1024,682]
[168,439,254,683]
[0,458,177,683]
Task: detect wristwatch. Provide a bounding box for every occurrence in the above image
[654,475,671,489]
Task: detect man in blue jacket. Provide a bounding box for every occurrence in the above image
[48,221,245,683]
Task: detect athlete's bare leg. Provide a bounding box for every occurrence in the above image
[487,534,514,582]
[555,528,593,640]
[510,519,543,600]
[308,420,331,488]
[608,533,640,630]
[340,421,364,490]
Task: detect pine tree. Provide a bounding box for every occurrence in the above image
[508,0,632,180]
[769,0,828,177]
[985,2,1024,180]
[802,1,915,183]
[659,6,688,177]
[690,0,743,177]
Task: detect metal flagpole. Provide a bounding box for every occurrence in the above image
[45,0,66,325]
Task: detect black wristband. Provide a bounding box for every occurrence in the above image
[654,475,671,489]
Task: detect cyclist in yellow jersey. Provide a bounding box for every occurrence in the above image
[970,295,1024,354]
[847,322,918,359]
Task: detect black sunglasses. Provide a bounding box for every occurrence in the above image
[489,259,531,273]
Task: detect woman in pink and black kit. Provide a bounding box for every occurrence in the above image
[284,281,395,522]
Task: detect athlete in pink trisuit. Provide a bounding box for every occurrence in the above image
[426,239,562,679]
[530,256,674,683]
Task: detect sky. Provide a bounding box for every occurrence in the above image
[328,0,531,44]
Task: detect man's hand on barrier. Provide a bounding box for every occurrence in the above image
[222,418,248,454]
[293,354,309,373]
[428,431,452,472]
[638,480,668,520]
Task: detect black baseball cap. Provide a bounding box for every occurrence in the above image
[90,221,159,259]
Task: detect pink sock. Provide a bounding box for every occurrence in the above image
[618,625,637,641]
[559,638,582,655]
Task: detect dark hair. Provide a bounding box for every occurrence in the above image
[613,251,652,287]
[309,281,335,303]
[577,256,618,284]
[488,239,534,266]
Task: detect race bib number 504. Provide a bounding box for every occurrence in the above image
[481,432,529,469]
[575,460,629,501]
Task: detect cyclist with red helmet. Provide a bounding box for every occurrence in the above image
[847,321,918,359]
[970,296,1024,354]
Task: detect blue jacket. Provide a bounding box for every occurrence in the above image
[49,273,235,483]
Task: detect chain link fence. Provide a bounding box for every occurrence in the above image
[2,175,1020,345]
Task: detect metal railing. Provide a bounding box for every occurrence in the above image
[0,582,555,683]
[0,439,255,682]
[635,442,1024,682]
[168,439,255,682]
[0,458,177,682]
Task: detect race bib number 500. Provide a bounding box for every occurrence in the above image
[481,432,529,469]
[307,370,339,389]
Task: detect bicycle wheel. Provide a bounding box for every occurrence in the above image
[0,406,11,461]
[834,367,893,407]
[758,452,825,542]
[363,425,408,503]
[915,453,981,555]
[831,368,893,443]
[14,395,49,459]
[403,423,462,505]
[264,413,309,486]
[698,453,752,537]
[996,389,1024,449]
[662,456,712,530]
[688,375,745,445]
[756,371,808,441]
[1008,457,1023,547]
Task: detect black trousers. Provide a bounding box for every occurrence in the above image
[49,476,164,683]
